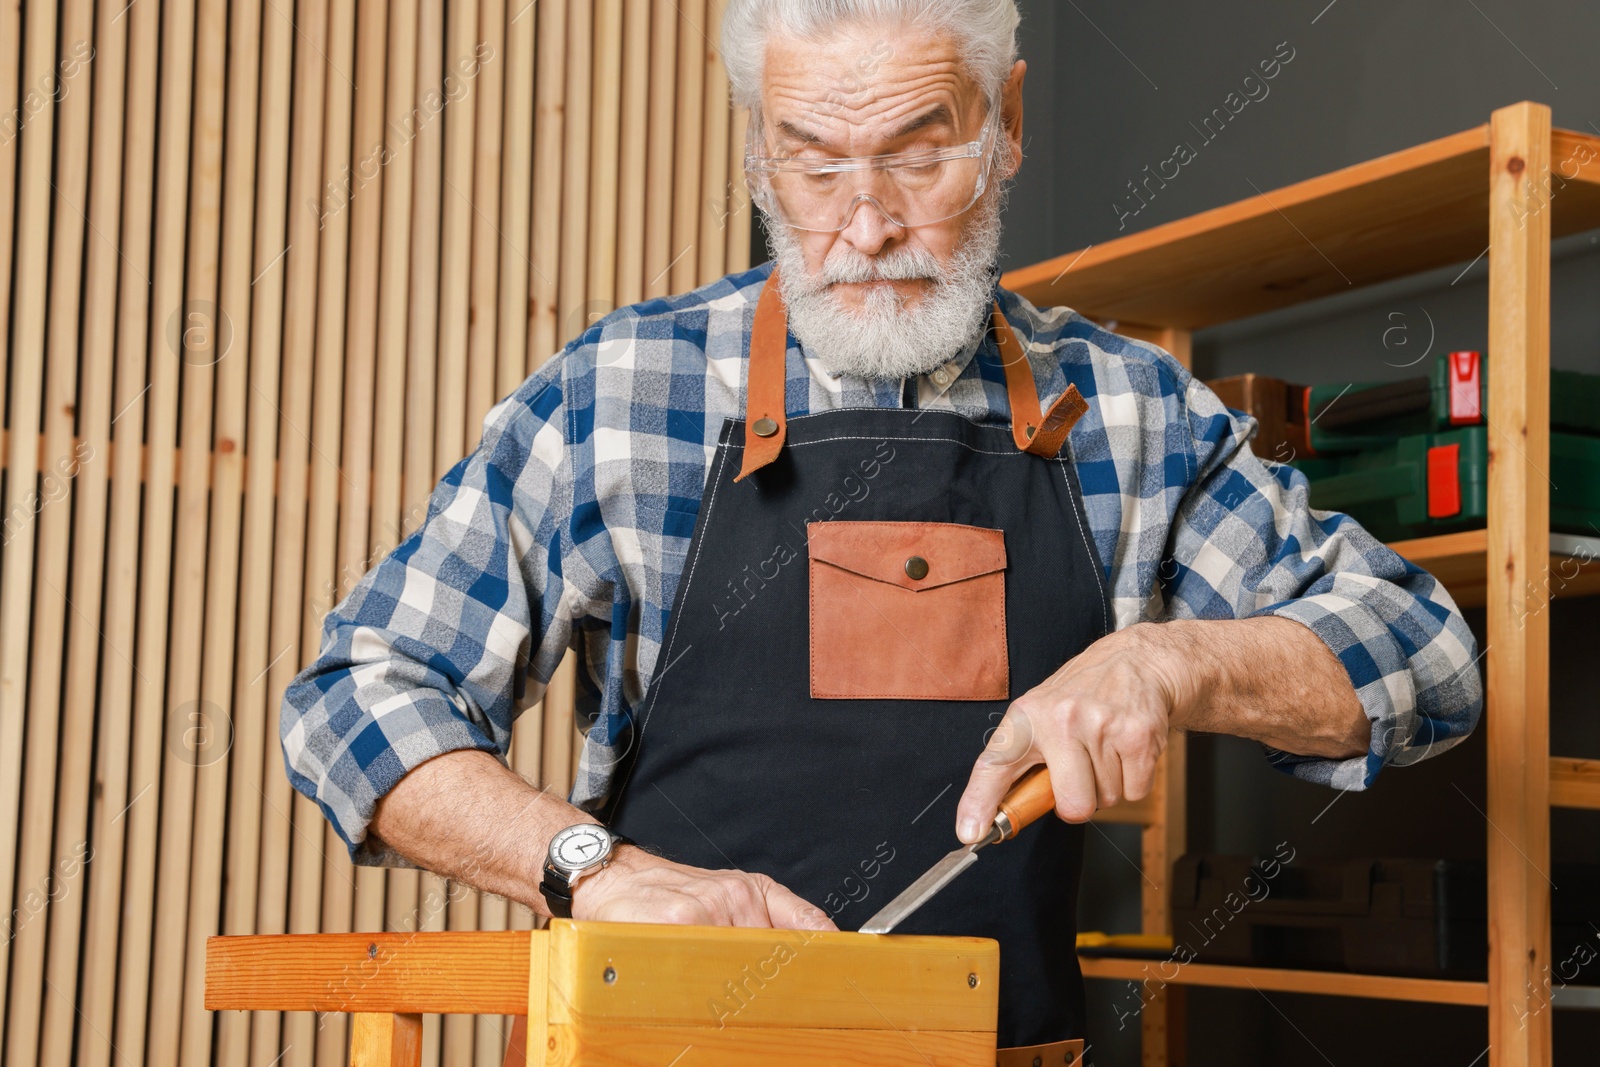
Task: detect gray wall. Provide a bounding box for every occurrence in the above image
[1000,2,1600,1065]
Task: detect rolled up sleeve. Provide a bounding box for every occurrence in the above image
[1161,377,1483,791]
[280,361,574,864]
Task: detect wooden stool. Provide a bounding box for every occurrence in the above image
[206,920,1000,1065]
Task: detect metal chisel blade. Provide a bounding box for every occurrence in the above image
[857,827,999,935]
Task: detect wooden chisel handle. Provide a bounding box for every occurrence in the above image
[996,765,1056,840]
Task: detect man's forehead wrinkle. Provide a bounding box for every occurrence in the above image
[765,71,975,146]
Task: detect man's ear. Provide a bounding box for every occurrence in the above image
[1001,59,1026,179]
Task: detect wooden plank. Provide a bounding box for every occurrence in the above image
[546,921,997,1031]
[112,0,197,1060]
[527,0,565,366]
[642,0,678,300]
[352,1013,425,1067]
[1140,729,1187,1067]
[1550,757,1600,810]
[698,0,730,282]
[1003,126,1495,328]
[0,0,59,1037]
[76,1,161,1062]
[557,0,592,347]
[669,0,705,293]
[547,1025,996,1066]
[1078,956,1488,1006]
[250,2,330,1064]
[207,932,534,1015]
[496,0,537,401]
[434,0,479,466]
[614,0,651,307]
[526,930,550,1066]
[542,652,578,796]
[467,0,506,429]
[1485,101,1552,1067]
[8,2,93,1061]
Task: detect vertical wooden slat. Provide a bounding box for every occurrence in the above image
[377,0,424,955]
[435,0,479,468]
[402,0,445,535]
[669,0,705,294]
[146,0,230,1058]
[215,6,292,1065]
[558,0,593,345]
[0,0,60,1036]
[698,0,730,282]
[587,0,623,318]
[541,653,578,799]
[614,0,650,307]
[0,0,20,402]
[177,2,264,1063]
[642,0,678,299]
[292,1,359,1062]
[1485,100,1552,1067]
[251,1,331,1063]
[351,1012,425,1067]
[527,0,566,366]
[467,0,506,429]
[1140,730,1188,1067]
[8,1,92,1061]
[727,102,752,272]
[496,0,537,400]
[114,0,198,1059]
[77,0,161,1062]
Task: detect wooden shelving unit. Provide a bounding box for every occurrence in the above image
[1004,102,1600,1067]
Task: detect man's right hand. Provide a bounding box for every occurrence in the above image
[571,845,837,932]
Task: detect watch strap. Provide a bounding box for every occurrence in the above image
[540,827,636,919]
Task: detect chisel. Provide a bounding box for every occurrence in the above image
[858,765,1057,935]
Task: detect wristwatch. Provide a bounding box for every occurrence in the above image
[540,823,635,919]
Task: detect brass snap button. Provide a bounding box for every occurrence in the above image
[752,417,779,438]
[904,556,929,581]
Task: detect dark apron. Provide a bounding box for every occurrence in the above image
[605,269,1110,1053]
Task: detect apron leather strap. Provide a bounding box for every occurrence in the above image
[992,301,1088,459]
[736,270,1088,482]
[995,1036,1086,1066]
[736,266,793,482]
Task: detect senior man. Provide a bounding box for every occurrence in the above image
[282,0,1482,1054]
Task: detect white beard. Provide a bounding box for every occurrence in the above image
[765,186,1005,383]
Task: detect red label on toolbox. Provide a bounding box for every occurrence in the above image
[1428,444,1462,518]
[1448,350,1481,425]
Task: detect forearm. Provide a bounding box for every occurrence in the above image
[1152,616,1369,759]
[368,749,592,919]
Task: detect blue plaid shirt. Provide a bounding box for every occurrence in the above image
[282,260,1483,865]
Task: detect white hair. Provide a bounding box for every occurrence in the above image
[722,0,1020,114]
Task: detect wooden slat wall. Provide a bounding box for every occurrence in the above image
[0,2,750,1063]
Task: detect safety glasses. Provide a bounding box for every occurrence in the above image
[744,108,1002,232]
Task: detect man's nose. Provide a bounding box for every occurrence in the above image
[836,195,904,257]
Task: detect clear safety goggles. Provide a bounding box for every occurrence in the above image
[744,108,1001,232]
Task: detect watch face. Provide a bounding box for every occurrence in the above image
[551,825,612,872]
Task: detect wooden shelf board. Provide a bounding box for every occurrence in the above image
[1078,955,1487,1006]
[1002,121,1600,330]
[1551,757,1600,810]
[1387,528,1600,609]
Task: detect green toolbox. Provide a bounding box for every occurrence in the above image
[1307,350,1600,454]
[1301,426,1600,542]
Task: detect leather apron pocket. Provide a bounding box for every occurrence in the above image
[807,520,1008,700]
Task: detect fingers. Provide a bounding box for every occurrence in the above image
[1051,740,1099,823]
[955,708,1039,843]
[758,875,839,932]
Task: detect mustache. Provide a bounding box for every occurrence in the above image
[814,245,944,287]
